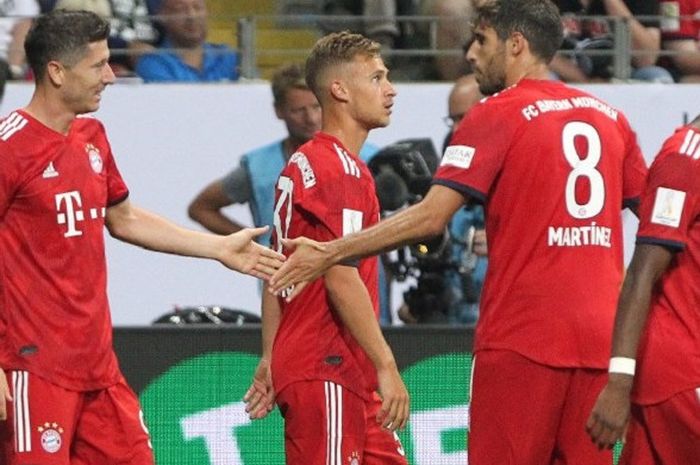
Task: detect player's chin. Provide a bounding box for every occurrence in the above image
[375,115,391,128]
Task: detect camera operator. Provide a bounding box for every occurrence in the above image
[393,75,487,325]
[438,74,488,325]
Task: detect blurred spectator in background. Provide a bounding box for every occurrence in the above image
[188,63,323,242]
[108,0,161,75]
[51,0,160,76]
[551,0,673,82]
[38,0,55,12]
[135,0,238,82]
[320,0,400,50]
[0,0,39,80]
[659,0,700,81]
[419,0,473,81]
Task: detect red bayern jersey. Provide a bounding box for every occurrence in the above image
[435,79,647,369]
[0,110,126,390]
[270,132,380,400]
[632,124,700,404]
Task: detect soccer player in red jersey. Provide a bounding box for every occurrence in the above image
[0,10,284,465]
[243,32,409,465]
[268,1,648,463]
[587,115,700,463]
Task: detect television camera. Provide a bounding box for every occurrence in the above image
[368,139,482,324]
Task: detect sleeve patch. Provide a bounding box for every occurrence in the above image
[342,208,363,236]
[441,145,475,169]
[290,152,316,188]
[650,186,686,228]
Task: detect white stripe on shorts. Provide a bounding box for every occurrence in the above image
[325,381,343,465]
[12,370,31,453]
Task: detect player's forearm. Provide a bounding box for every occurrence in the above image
[630,26,661,67]
[325,266,397,371]
[610,244,673,358]
[602,0,660,66]
[261,283,282,360]
[107,202,227,261]
[328,187,453,265]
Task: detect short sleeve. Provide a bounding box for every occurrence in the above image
[432,103,510,202]
[637,149,699,250]
[221,165,252,203]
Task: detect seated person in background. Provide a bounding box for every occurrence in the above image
[319,0,400,51]
[108,0,161,76]
[135,0,238,82]
[551,0,673,82]
[53,0,157,77]
[51,0,161,76]
[659,0,700,82]
[419,0,474,81]
[0,0,40,79]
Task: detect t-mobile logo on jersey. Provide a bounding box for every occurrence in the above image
[55,191,106,238]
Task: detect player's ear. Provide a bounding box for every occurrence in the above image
[46,60,65,87]
[508,31,526,56]
[330,79,350,102]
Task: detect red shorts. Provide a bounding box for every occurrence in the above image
[620,387,700,465]
[0,370,153,465]
[276,380,407,465]
[469,349,611,465]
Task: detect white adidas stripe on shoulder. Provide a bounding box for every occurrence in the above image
[0,112,28,141]
[679,128,700,159]
[333,144,361,178]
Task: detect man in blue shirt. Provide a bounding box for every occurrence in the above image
[136,0,238,82]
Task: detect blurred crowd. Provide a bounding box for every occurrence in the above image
[0,0,698,83]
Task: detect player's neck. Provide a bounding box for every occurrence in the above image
[507,62,552,87]
[321,113,368,156]
[24,90,76,135]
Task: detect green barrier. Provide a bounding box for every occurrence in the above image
[136,350,622,465]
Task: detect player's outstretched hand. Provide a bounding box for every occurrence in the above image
[269,237,329,299]
[376,366,409,432]
[243,359,276,420]
[585,375,632,449]
[0,369,12,421]
[219,226,285,280]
